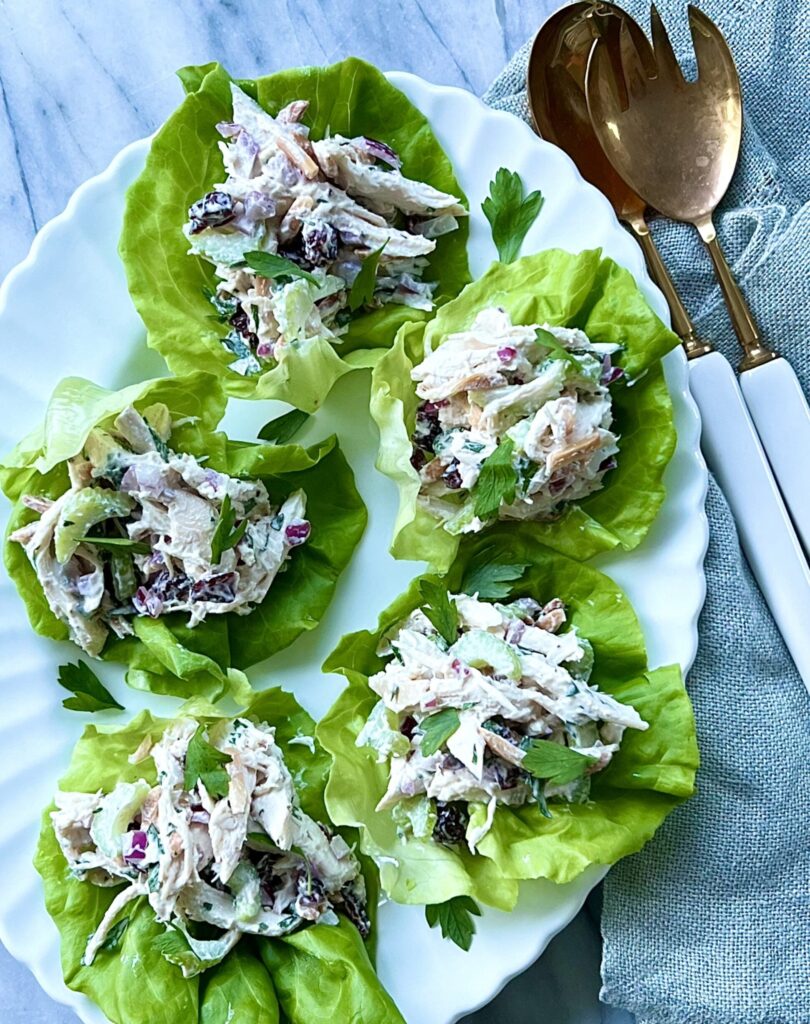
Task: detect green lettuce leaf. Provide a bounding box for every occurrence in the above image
[370,248,679,570]
[1,374,366,699]
[119,59,470,412]
[317,529,698,907]
[34,688,404,1024]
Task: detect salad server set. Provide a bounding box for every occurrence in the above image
[528,2,810,690]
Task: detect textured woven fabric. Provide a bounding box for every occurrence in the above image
[483,3,810,1023]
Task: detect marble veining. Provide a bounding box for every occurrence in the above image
[0,2,633,1023]
[0,0,554,281]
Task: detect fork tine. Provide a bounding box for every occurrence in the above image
[587,36,626,116]
[619,17,650,100]
[650,5,686,86]
[688,5,740,90]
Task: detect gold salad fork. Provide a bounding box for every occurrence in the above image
[585,4,810,690]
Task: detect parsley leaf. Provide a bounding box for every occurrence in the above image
[481,168,544,264]
[425,896,481,951]
[184,725,232,798]
[460,546,529,599]
[419,708,461,756]
[522,739,597,786]
[258,409,310,444]
[471,438,517,521]
[534,327,583,371]
[81,536,151,555]
[418,578,459,645]
[348,243,386,311]
[210,493,248,565]
[97,916,130,954]
[57,661,124,713]
[244,250,318,285]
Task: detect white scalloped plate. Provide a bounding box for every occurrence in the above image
[0,72,708,1024]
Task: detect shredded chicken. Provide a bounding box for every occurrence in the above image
[53,716,368,976]
[184,84,467,376]
[409,308,623,536]
[10,404,310,656]
[358,593,647,850]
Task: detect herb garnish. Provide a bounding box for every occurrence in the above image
[348,243,386,311]
[210,493,248,565]
[418,578,459,645]
[57,661,124,713]
[425,896,481,951]
[258,409,310,444]
[481,168,544,264]
[184,725,232,799]
[81,536,151,555]
[97,916,130,954]
[534,327,583,371]
[460,546,529,600]
[419,708,461,757]
[244,250,318,285]
[471,437,517,521]
[522,739,596,786]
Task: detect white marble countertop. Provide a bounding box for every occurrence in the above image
[0,2,634,1022]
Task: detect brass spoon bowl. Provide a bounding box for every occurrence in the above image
[585,4,776,370]
[527,1,710,358]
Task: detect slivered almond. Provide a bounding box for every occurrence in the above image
[276,135,320,179]
[481,729,525,767]
[546,433,602,472]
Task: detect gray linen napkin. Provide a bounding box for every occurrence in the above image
[483,2,810,1022]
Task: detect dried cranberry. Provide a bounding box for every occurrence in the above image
[413,402,443,449]
[190,572,238,604]
[410,447,426,471]
[432,801,469,847]
[230,307,258,349]
[443,464,463,490]
[301,221,338,266]
[341,884,371,940]
[188,191,235,234]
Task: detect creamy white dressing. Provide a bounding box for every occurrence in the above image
[359,592,647,850]
[185,84,466,375]
[10,404,310,657]
[410,308,622,535]
[53,716,367,976]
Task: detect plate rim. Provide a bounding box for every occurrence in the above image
[0,68,709,1024]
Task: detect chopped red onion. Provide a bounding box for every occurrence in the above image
[216,121,241,138]
[243,191,277,222]
[498,346,518,363]
[122,830,149,864]
[285,520,311,546]
[601,355,625,385]
[358,136,401,169]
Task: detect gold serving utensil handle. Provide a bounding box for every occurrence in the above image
[626,210,713,359]
[693,214,777,371]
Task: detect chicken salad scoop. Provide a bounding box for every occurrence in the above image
[1,373,367,698]
[53,714,367,975]
[35,690,406,1024]
[370,248,681,571]
[186,82,467,377]
[10,401,310,658]
[120,59,471,411]
[358,590,647,852]
[410,307,622,536]
[317,535,698,911]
